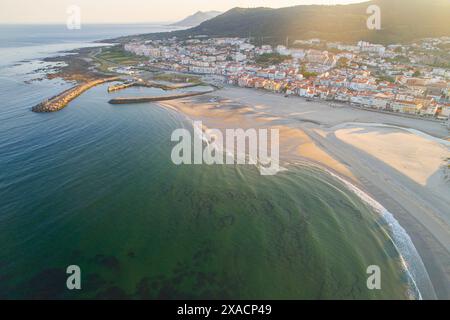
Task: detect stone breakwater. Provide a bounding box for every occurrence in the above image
[32,77,120,113]
[108,90,214,104]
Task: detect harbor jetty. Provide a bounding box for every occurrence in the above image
[108,90,214,104]
[107,80,203,93]
[32,77,120,113]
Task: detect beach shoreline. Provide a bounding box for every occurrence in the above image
[25,45,450,298]
[157,86,450,299]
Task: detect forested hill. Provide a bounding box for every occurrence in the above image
[114,0,450,44]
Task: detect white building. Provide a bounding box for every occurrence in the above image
[358,41,386,55]
[234,52,247,62]
[276,45,291,56]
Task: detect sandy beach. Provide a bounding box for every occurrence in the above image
[159,86,450,299]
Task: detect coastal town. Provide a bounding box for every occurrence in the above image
[121,36,450,128]
[5,0,450,303]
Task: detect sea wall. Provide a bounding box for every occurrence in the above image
[108,90,214,104]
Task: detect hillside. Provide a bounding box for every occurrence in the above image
[116,0,450,44]
[170,11,223,27]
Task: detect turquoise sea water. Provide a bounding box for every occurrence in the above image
[0,25,434,299]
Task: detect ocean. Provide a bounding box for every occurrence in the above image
[0,25,434,299]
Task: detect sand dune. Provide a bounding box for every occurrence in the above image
[335,125,450,187]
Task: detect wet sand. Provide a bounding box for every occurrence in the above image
[159,86,450,299]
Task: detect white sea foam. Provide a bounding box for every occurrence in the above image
[325,169,437,300]
[191,120,287,175]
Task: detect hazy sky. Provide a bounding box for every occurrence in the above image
[0,0,369,24]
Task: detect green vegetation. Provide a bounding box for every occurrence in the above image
[95,46,147,66]
[302,71,318,79]
[90,45,149,73]
[427,52,450,68]
[300,65,318,79]
[153,73,202,84]
[255,53,291,67]
[376,75,395,84]
[387,55,411,64]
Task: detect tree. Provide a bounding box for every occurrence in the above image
[255,53,291,67]
[337,57,349,69]
[301,65,318,79]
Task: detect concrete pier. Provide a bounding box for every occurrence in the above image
[108,90,214,104]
